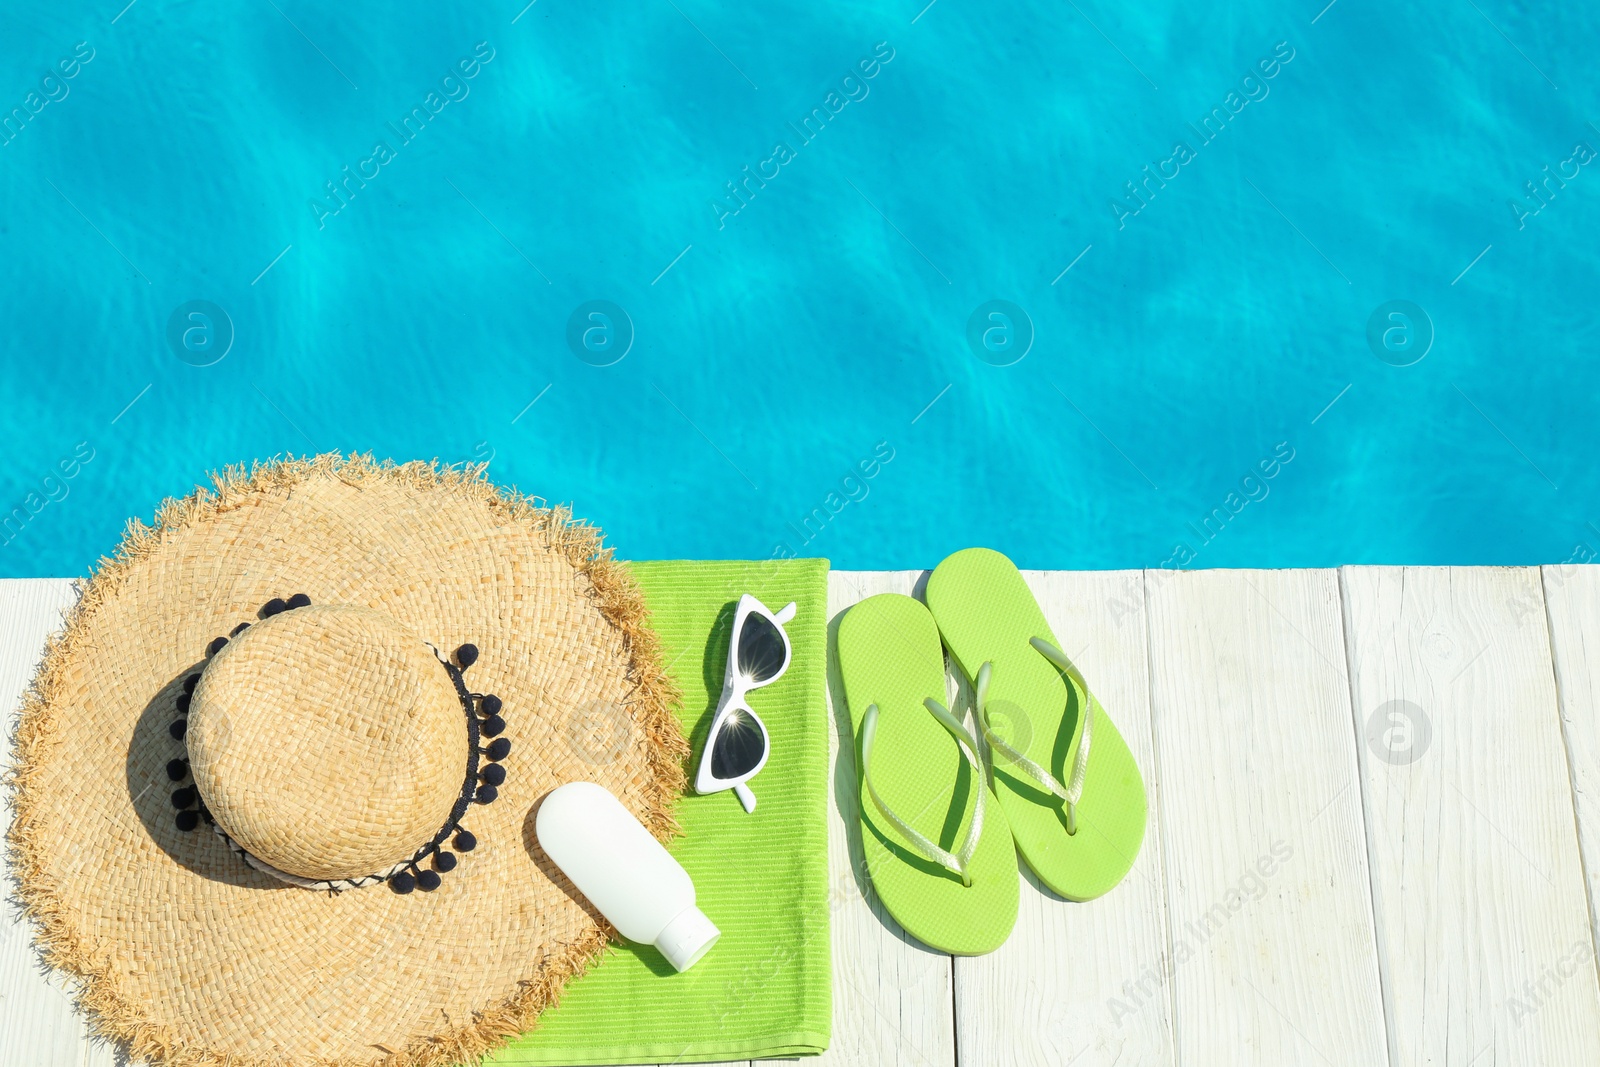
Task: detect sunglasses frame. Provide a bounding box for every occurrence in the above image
[694,593,796,812]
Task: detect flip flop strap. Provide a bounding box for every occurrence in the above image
[861,699,987,887]
[975,638,1094,834]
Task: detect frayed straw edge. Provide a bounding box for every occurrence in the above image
[5,452,688,1067]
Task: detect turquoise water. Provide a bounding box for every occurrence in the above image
[2,2,1597,576]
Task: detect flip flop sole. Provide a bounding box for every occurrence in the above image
[836,593,1018,954]
[926,548,1146,901]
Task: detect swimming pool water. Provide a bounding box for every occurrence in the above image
[2,1,1597,577]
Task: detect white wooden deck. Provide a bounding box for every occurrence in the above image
[7,568,1600,1066]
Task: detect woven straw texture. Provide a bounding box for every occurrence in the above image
[189,606,471,881]
[6,454,687,1067]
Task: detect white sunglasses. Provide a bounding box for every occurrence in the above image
[694,594,796,813]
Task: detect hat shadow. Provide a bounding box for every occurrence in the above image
[124,663,282,889]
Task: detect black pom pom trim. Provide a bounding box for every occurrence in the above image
[230,622,250,637]
[183,674,200,694]
[175,810,200,832]
[261,597,288,617]
[171,786,197,809]
[200,630,504,896]
[286,592,312,609]
[176,692,191,713]
[166,758,189,781]
[169,719,187,740]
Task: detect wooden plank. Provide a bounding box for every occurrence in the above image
[1145,568,1387,1065]
[1343,566,1600,1064]
[1542,563,1600,963]
[14,564,1593,1066]
[0,579,119,1067]
[952,570,1174,1067]
[820,570,957,1067]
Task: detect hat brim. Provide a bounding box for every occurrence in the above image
[7,454,686,1066]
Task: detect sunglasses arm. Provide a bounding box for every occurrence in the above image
[733,782,757,813]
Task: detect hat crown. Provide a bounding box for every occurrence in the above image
[188,606,469,881]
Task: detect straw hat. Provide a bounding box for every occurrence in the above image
[6,454,687,1067]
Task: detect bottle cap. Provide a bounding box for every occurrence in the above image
[655,905,720,972]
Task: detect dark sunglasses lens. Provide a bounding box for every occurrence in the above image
[710,712,766,780]
[737,612,785,683]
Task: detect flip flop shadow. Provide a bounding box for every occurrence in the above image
[826,574,951,957]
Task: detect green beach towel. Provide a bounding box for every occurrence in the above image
[489,558,832,1065]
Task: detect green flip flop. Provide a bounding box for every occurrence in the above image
[924,548,1146,901]
[836,593,1018,954]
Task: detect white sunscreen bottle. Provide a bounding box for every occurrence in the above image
[536,781,720,972]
